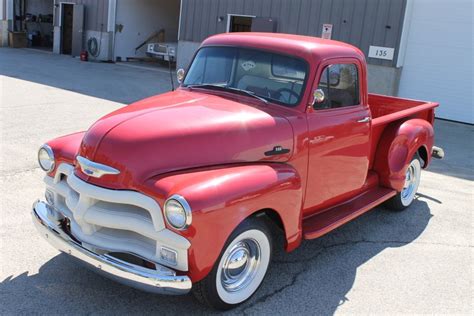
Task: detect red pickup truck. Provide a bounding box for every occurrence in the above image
[33,33,444,310]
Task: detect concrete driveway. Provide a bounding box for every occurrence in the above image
[1,48,472,315]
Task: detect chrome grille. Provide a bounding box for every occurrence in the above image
[44,163,190,271]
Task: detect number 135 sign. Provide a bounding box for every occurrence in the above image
[368,46,395,61]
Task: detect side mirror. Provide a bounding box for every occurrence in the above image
[312,88,326,106]
[177,68,185,84]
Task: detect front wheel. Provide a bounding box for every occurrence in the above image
[193,218,272,310]
[386,153,422,211]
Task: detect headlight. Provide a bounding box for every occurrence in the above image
[38,144,55,172]
[164,195,192,230]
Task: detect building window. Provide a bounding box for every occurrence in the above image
[315,64,360,109]
[227,14,255,32]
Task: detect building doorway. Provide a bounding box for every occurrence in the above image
[9,0,55,50]
[226,14,276,33]
[60,3,73,54]
[59,3,83,56]
[227,14,255,32]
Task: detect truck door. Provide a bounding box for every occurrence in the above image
[304,61,371,213]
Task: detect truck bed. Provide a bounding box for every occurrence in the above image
[368,93,438,126]
[368,93,439,169]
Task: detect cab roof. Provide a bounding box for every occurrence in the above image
[201,32,366,64]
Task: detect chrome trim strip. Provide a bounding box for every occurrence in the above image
[32,200,192,295]
[357,117,371,123]
[43,163,190,271]
[164,194,192,230]
[76,156,120,178]
[38,144,55,172]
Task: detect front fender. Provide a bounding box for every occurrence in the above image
[374,119,434,191]
[45,132,85,176]
[143,163,303,282]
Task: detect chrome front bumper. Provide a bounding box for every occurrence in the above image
[32,200,192,295]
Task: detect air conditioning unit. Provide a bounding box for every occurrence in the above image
[85,31,113,61]
[146,42,177,62]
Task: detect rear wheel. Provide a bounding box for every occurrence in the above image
[193,218,272,310]
[386,153,422,211]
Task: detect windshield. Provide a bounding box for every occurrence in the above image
[183,47,308,106]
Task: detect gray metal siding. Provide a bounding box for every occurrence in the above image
[54,0,108,32]
[179,0,407,67]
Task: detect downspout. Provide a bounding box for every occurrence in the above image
[107,0,117,61]
[177,0,183,41]
[396,0,414,69]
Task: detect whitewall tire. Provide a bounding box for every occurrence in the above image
[193,218,272,310]
[386,153,422,211]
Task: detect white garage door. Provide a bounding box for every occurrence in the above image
[398,0,473,124]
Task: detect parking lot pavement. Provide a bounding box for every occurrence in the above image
[0,47,174,105]
[1,48,472,315]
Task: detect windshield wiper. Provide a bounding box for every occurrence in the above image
[186,84,269,104]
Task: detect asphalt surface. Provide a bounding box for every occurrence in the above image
[1,48,472,315]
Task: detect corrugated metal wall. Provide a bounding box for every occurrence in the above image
[53,0,108,32]
[179,0,407,67]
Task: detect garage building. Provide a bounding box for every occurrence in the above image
[1,0,472,123]
[1,0,180,61]
[177,0,473,124]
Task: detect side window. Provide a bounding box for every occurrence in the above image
[315,63,359,109]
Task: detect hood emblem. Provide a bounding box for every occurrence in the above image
[76,156,120,178]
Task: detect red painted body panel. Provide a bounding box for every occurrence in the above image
[368,93,437,170]
[42,33,439,282]
[47,132,85,174]
[141,163,303,282]
[374,119,435,191]
[304,186,396,239]
[304,104,371,214]
[76,90,294,189]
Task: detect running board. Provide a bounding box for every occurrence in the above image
[303,187,397,240]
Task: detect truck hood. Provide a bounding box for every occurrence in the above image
[76,89,294,189]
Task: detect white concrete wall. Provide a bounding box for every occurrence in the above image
[53,25,60,53]
[0,20,7,46]
[6,0,12,20]
[0,0,5,20]
[0,0,11,46]
[367,64,401,96]
[114,0,180,60]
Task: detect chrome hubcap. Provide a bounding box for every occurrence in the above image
[221,239,261,292]
[402,165,416,199]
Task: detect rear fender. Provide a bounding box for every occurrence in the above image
[374,119,434,191]
[143,163,303,282]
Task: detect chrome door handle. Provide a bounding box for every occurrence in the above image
[357,117,370,123]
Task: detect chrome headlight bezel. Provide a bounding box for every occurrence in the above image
[164,195,192,230]
[38,144,55,172]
